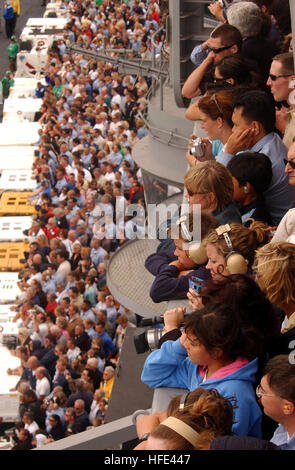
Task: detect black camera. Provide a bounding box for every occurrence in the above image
[134,315,165,354]
[133,315,187,354]
[134,328,167,354]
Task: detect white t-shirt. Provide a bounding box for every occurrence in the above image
[36,377,51,399]
[30,323,49,347]
[67,346,81,365]
[57,260,71,282]
[25,421,39,437]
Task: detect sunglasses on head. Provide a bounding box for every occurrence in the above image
[284,158,295,169]
[210,93,223,115]
[268,73,292,81]
[208,44,234,54]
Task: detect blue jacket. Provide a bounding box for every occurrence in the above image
[141,339,262,438]
[3,5,14,20]
[145,250,211,302]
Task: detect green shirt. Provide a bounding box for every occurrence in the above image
[53,83,64,98]
[7,42,19,58]
[1,77,14,98]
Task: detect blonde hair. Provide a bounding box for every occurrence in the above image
[56,316,68,329]
[184,161,234,212]
[18,327,29,345]
[37,233,49,247]
[254,242,295,305]
[205,219,271,267]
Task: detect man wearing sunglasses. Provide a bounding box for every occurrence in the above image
[182,24,242,99]
[267,52,295,150]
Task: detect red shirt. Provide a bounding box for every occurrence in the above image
[44,226,60,240]
[152,10,160,23]
[46,301,58,314]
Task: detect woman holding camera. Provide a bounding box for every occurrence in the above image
[141,302,263,437]
[185,89,235,167]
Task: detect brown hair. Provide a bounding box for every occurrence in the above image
[281,33,292,53]
[184,161,234,212]
[272,52,294,74]
[56,316,68,329]
[198,90,235,127]
[205,219,271,267]
[211,24,243,51]
[151,387,234,450]
[263,355,295,402]
[76,280,86,294]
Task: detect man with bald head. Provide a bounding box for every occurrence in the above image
[62,229,81,257]
[50,325,68,346]
[35,366,51,401]
[13,356,39,391]
[30,253,48,273]
[46,217,61,240]
[74,399,89,431]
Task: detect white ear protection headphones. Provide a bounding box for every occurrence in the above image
[176,216,208,265]
[216,224,248,274]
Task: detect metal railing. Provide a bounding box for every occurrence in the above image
[36,412,142,450]
[66,44,169,81]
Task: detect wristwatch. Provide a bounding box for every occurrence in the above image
[138,433,150,443]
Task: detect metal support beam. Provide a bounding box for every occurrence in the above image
[67,46,168,79]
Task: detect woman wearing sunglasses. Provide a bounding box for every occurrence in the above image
[214,55,265,90]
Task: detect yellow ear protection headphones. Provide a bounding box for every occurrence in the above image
[216,224,248,275]
[52,397,59,409]
[176,215,208,265]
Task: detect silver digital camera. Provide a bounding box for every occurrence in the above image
[189,137,205,158]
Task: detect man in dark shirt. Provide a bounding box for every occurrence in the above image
[74,324,91,352]
[74,399,89,431]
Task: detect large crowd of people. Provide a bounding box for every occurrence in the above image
[4,0,164,449]
[3,0,295,452]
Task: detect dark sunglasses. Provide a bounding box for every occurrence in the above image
[269,73,292,82]
[213,77,228,83]
[284,158,295,169]
[208,44,234,54]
